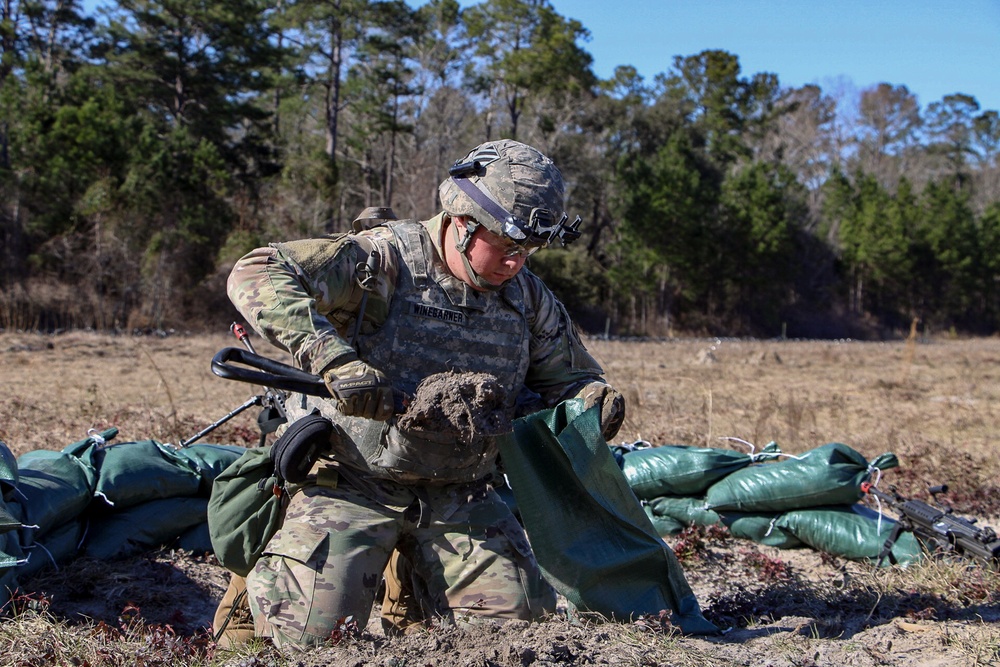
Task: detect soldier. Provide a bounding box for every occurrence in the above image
[225,139,625,649]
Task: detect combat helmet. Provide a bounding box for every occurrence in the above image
[439,139,582,257]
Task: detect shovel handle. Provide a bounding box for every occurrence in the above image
[211,347,331,397]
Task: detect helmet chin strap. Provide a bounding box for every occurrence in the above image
[451,219,505,292]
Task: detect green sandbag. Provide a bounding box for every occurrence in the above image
[56,426,118,471]
[14,428,117,540]
[623,442,782,499]
[83,496,209,560]
[499,400,718,635]
[174,444,247,495]
[0,501,21,533]
[0,525,24,611]
[719,511,803,548]
[15,450,98,539]
[0,530,25,607]
[645,496,721,528]
[643,505,685,537]
[0,529,25,569]
[17,519,85,579]
[777,504,924,565]
[704,443,898,513]
[0,440,18,502]
[90,440,202,508]
[176,521,213,554]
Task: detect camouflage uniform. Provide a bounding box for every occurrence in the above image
[228,174,609,649]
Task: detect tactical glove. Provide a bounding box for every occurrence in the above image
[578,382,626,442]
[322,358,395,421]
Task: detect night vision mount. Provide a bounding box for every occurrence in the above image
[448,160,582,248]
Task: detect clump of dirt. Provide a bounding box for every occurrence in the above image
[396,371,511,445]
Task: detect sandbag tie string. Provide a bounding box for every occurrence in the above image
[718,437,804,461]
[867,465,885,533]
[26,542,59,572]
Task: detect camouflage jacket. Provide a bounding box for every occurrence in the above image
[227,213,605,409]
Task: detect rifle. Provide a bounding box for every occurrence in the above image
[861,481,1000,567]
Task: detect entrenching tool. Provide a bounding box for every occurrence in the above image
[179,323,296,447]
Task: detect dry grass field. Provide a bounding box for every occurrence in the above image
[1,331,999,666]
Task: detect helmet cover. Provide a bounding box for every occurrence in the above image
[439,140,572,248]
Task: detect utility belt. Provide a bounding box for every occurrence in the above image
[307,456,493,529]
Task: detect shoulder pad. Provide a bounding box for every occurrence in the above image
[274,235,356,276]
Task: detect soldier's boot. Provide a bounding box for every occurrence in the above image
[380,550,426,635]
[214,573,257,649]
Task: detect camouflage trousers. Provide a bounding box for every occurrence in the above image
[245,476,555,649]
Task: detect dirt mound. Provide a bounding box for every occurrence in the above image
[396,371,511,444]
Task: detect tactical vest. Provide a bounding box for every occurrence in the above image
[295,220,530,485]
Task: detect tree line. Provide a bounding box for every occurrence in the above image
[2,0,998,337]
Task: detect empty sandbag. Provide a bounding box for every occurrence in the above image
[176,521,213,554]
[0,529,24,570]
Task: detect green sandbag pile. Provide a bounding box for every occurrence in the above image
[0,431,245,605]
[0,424,927,613]
[622,440,924,565]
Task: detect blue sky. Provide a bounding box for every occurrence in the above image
[543,0,1000,114]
